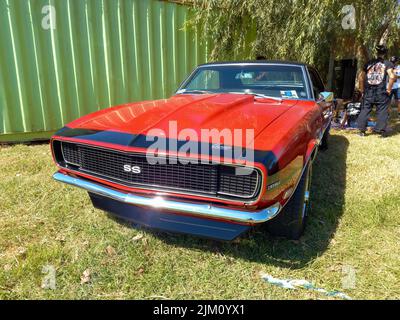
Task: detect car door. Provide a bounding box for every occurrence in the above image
[308,67,333,134]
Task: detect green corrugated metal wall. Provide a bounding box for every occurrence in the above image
[0,0,209,142]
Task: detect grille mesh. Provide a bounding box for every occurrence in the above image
[59,141,260,200]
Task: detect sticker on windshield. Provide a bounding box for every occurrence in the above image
[280,90,299,99]
[235,72,254,79]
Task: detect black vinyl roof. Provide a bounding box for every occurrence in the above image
[198,60,308,67]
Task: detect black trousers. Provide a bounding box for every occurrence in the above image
[358,87,390,132]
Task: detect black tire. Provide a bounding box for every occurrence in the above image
[319,126,330,151]
[266,162,312,240]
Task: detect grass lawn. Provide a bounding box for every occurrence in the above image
[0,127,399,300]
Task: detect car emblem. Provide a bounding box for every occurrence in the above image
[123,165,141,174]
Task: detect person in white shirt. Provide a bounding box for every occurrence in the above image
[389,56,400,118]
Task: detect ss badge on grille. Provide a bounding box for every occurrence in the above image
[123,165,141,174]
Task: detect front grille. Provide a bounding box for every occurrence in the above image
[57,141,261,201]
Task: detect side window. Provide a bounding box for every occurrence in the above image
[308,68,325,99]
[187,70,220,90]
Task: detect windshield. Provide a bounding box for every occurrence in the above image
[177,64,310,99]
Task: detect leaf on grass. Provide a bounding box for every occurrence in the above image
[17,247,27,257]
[132,234,144,242]
[80,269,91,284]
[106,245,116,256]
[147,295,168,300]
[136,268,144,275]
[328,265,341,272]
[3,264,12,271]
[55,234,66,242]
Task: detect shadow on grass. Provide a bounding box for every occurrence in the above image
[388,119,400,137]
[0,140,51,147]
[129,134,350,269]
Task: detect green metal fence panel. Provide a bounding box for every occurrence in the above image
[0,0,209,142]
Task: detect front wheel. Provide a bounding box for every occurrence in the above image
[319,126,330,151]
[266,162,312,240]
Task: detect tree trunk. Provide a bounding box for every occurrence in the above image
[356,43,369,70]
[378,22,391,46]
[354,43,369,91]
[326,50,335,91]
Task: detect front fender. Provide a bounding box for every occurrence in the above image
[305,138,318,164]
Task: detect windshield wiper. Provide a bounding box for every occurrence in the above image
[250,93,283,101]
[176,89,214,95]
[228,91,283,102]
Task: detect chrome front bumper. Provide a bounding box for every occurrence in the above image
[53,172,281,224]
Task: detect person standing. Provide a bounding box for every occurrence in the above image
[389,56,400,119]
[358,45,397,137]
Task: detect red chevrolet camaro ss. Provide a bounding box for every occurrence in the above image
[51,61,333,240]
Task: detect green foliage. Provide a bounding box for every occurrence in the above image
[186,0,400,73]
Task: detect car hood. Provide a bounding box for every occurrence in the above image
[64,94,298,148]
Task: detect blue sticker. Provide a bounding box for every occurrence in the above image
[280,90,299,99]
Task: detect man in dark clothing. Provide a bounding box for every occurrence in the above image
[389,56,400,118]
[358,45,396,137]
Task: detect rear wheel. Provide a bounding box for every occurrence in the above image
[266,162,312,240]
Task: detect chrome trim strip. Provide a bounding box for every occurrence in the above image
[53,172,281,224]
[57,140,264,204]
[303,66,313,100]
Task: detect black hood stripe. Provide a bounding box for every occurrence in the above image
[55,127,279,175]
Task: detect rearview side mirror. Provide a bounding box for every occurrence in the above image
[318,92,334,103]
